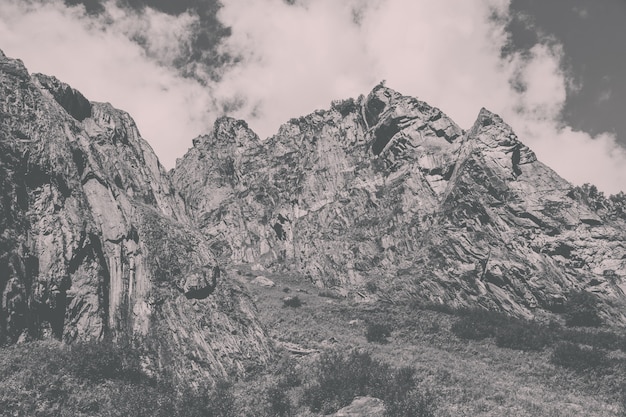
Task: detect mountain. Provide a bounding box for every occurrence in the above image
[172,84,626,322]
[0,49,271,384]
[2,42,626,389]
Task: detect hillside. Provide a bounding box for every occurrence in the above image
[172,84,626,322]
[1,45,626,416]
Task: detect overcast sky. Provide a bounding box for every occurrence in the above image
[0,0,624,194]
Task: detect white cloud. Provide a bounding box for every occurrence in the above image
[215,0,626,193]
[0,0,212,169]
[0,0,625,193]
[213,0,379,134]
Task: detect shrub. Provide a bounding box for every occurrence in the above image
[282,296,302,308]
[174,379,237,417]
[366,323,392,344]
[369,365,437,417]
[318,289,343,299]
[366,281,378,293]
[302,349,436,416]
[560,328,626,352]
[563,291,602,328]
[331,98,358,116]
[420,302,457,315]
[302,349,389,414]
[266,384,292,417]
[451,309,511,341]
[385,389,437,417]
[274,355,302,388]
[67,341,144,383]
[205,379,237,417]
[494,322,552,351]
[551,342,610,373]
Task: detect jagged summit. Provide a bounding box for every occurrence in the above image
[173,83,626,323]
[2,39,626,360]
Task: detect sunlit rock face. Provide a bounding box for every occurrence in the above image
[173,84,626,323]
[0,49,271,384]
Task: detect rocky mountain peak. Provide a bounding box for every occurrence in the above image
[0,50,271,384]
[173,84,626,323]
[191,116,259,149]
[33,73,92,121]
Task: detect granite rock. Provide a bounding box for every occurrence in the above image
[173,85,626,322]
[0,49,271,384]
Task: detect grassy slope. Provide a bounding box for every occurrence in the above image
[1,265,624,416]
[235,265,624,417]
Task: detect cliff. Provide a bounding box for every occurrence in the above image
[173,84,626,322]
[0,49,271,384]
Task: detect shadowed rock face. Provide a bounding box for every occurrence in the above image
[0,49,271,384]
[33,74,92,122]
[173,85,626,323]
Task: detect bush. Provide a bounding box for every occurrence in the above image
[0,341,181,417]
[302,349,389,414]
[494,322,552,351]
[366,281,378,293]
[385,389,437,417]
[451,309,511,341]
[318,289,343,299]
[563,291,602,328]
[551,342,610,373]
[560,328,626,351]
[274,355,302,388]
[266,384,292,417]
[302,349,436,416]
[183,379,236,417]
[67,341,143,382]
[282,296,302,308]
[331,98,358,116]
[366,323,392,344]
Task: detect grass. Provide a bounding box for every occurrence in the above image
[239,265,626,416]
[3,265,626,416]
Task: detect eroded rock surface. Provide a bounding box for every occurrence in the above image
[173,84,626,322]
[0,49,271,384]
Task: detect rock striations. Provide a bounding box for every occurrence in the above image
[173,84,626,323]
[0,49,271,384]
[2,43,626,387]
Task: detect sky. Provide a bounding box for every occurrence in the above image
[0,0,624,194]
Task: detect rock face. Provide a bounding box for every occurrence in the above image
[0,49,271,383]
[173,84,626,322]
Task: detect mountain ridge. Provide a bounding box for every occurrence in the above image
[1,43,626,390]
[172,84,626,323]
[0,49,272,385]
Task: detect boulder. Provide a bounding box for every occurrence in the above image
[332,396,385,417]
[251,276,275,287]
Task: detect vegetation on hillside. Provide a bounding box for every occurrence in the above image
[569,183,626,220]
[3,271,626,416]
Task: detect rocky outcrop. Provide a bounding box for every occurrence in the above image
[331,396,385,417]
[173,84,626,322]
[0,49,271,384]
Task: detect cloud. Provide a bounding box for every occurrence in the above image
[0,0,213,168]
[0,0,625,193]
[214,0,626,193]
[212,0,380,134]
